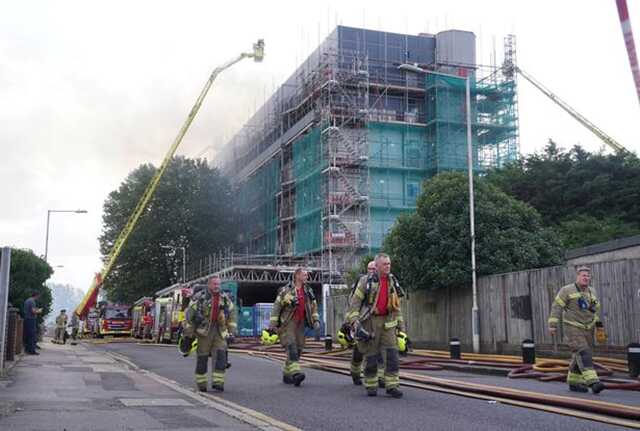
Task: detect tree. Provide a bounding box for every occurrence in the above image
[383,172,563,291]
[7,248,53,324]
[99,156,237,303]
[556,215,640,249]
[486,142,640,248]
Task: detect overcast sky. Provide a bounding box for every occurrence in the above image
[1,0,639,295]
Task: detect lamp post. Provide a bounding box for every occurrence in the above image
[44,209,88,262]
[161,245,186,283]
[398,64,480,353]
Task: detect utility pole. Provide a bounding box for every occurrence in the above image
[398,63,480,352]
[0,247,12,374]
[466,76,479,354]
[161,245,187,283]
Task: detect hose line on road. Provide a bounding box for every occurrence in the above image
[229,347,640,429]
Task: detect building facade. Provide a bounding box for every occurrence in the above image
[217,26,519,277]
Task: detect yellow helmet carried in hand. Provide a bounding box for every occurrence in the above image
[261,328,279,345]
[397,331,408,354]
[336,329,350,348]
[178,335,198,357]
[337,323,355,348]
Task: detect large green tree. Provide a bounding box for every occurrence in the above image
[99,156,236,303]
[383,172,563,291]
[487,141,640,248]
[7,248,53,324]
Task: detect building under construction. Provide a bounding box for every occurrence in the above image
[217,26,519,278]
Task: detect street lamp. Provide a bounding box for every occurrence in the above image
[161,245,186,283]
[398,64,480,353]
[44,209,88,262]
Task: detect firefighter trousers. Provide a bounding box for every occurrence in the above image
[194,326,227,390]
[565,325,600,386]
[357,315,400,390]
[54,327,65,343]
[351,345,385,382]
[280,321,305,377]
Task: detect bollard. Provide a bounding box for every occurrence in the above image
[449,338,461,359]
[628,342,640,378]
[324,336,333,352]
[15,315,23,354]
[5,307,17,362]
[521,339,536,364]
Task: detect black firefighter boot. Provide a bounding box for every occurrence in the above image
[292,373,306,387]
[351,373,362,386]
[569,384,589,393]
[386,387,403,398]
[590,381,606,394]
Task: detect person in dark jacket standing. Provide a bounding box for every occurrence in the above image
[23,292,42,355]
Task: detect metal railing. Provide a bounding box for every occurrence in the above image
[185,250,324,282]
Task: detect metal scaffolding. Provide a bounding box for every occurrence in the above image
[217,28,519,280]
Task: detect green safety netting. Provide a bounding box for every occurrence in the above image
[367,122,428,212]
[234,71,518,256]
[237,157,280,254]
[293,127,323,254]
[424,73,518,172]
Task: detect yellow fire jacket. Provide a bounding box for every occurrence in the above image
[548,283,601,330]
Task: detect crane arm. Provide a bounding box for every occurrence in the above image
[75,40,264,318]
[514,66,629,154]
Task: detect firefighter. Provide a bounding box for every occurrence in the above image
[346,253,405,398]
[69,312,80,344]
[548,266,605,394]
[341,261,385,387]
[183,276,237,392]
[269,268,320,386]
[54,309,68,344]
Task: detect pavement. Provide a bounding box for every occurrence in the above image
[0,338,297,431]
[95,342,637,431]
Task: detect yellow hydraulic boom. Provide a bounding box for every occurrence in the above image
[512,65,629,154]
[75,40,265,317]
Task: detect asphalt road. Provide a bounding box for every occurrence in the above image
[92,343,633,431]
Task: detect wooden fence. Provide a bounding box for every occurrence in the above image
[326,259,640,353]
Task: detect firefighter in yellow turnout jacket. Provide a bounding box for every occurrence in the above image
[341,261,385,387]
[54,310,68,344]
[183,277,237,392]
[346,253,404,398]
[548,267,605,394]
[269,268,320,386]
